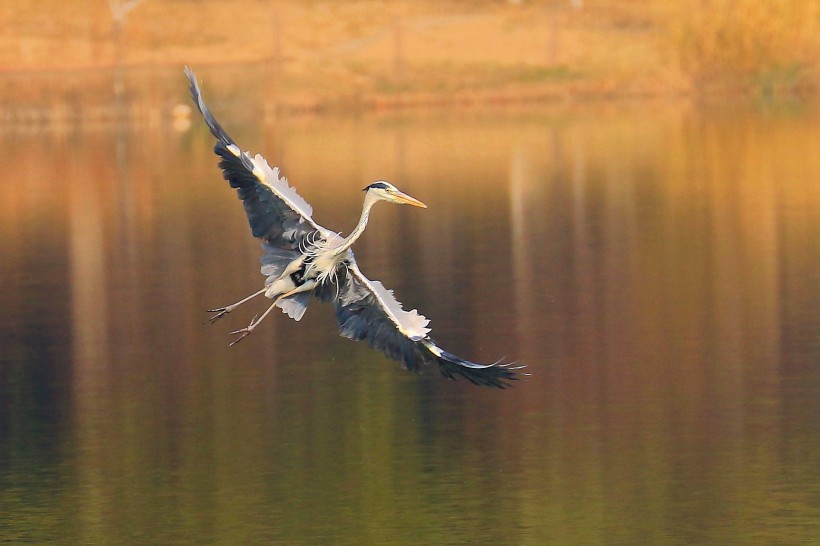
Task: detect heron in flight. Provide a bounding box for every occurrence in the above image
[185,68,522,388]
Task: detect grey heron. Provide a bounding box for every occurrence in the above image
[185,68,522,388]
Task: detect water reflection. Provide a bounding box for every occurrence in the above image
[1,76,819,543]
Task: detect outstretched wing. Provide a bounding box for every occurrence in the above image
[333,261,522,388]
[185,67,327,250]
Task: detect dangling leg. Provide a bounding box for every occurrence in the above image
[228,281,316,346]
[206,287,267,324]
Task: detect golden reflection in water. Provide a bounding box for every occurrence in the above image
[1,90,820,543]
[508,106,820,543]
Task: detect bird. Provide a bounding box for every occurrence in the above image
[185,67,523,388]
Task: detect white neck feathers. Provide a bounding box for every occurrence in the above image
[332,191,380,256]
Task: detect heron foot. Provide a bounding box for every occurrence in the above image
[228,315,259,346]
[206,306,233,324]
[228,328,252,346]
[204,288,268,325]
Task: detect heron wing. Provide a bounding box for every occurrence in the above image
[186,67,326,249]
[333,262,521,388]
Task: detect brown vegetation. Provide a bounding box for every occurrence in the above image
[0,0,817,117]
[664,0,820,93]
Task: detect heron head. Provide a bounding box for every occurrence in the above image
[363,181,427,208]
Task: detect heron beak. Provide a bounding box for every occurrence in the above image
[394,191,427,208]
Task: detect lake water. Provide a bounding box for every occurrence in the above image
[1,71,819,544]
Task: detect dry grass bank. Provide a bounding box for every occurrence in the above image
[663,0,819,94]
[0,0,817,115]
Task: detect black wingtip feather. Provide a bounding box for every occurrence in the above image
[431,346,524,389]
[184,66,237,148]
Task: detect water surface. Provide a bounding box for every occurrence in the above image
[1,73,819,544]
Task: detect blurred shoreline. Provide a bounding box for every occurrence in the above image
[1,0,818,125]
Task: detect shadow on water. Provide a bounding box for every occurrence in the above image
[1,68,819,544]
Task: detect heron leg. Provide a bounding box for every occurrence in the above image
[206,288,267,324]
[228,282,315,346]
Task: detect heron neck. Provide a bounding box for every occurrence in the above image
[333,193,379,255]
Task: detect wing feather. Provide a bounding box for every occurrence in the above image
[354,276,431,341]
[185,67,327,249]
[335,262,522,388]
[248,154,314,223]
[276,292,311,321]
